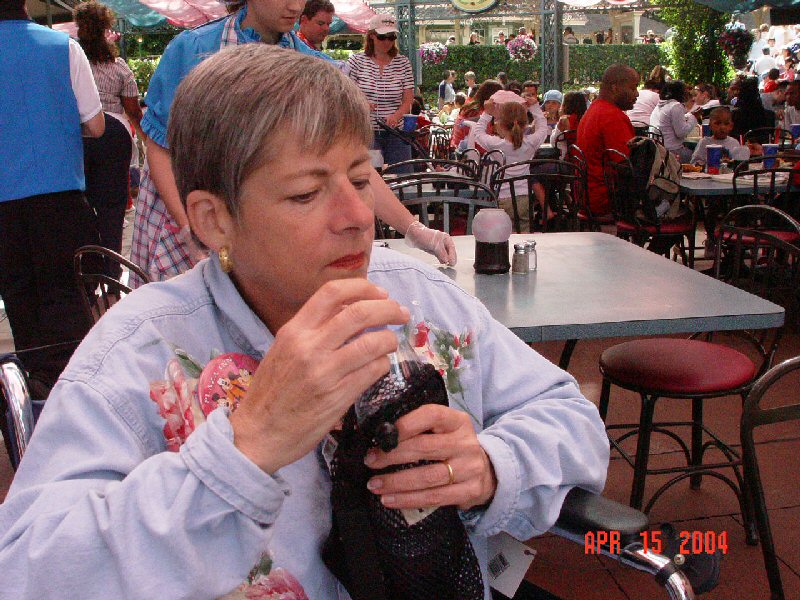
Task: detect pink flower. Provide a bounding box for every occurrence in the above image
[453,334,460,348]
[150,358,199,451]
[244,568,309,600]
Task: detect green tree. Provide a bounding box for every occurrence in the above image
[657,0,732,89]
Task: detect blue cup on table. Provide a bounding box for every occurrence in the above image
[762,143,779,169]
[791,123,800,140]
[402,114,418,132]
[702,122,711,138]
[706,144,723,174]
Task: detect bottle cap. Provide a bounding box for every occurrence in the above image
[514,243,527,253]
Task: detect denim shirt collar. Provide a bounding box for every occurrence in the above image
[201,254,275,359]
[234,5,263,44]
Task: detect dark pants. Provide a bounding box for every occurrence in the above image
[0,190,98,387]
[373,130,412,172]
[83,114,132,278]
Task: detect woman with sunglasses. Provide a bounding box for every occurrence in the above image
[347,14,414,170]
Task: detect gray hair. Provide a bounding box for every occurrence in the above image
[168,44,373,216]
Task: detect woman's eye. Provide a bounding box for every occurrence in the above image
[351,178,371,190]
[287,190,318,203]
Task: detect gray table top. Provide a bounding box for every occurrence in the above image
[385,232,785,343]
[680,173,789,197]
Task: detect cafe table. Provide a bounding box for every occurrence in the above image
[384,232,785,368]
[679,171,790,197]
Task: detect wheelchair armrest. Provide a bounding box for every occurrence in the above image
[555,487,650,547]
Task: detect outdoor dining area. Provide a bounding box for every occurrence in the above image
[362,113,800,598]
[4,111,800,598]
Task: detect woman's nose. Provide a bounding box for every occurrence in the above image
[333,179,374,232]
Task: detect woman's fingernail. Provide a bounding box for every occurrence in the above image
[364,452,376,466]
[367,478,383,490]
[381,495,395,506]
[399,306,411,319]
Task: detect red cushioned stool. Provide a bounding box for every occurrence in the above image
[599,337,764,546]
[598,206,800,547]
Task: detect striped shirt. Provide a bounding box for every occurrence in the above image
[89,57,139,116]
[346,52,414,129]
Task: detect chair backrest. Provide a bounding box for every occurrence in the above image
[732,157,798,206]
[601,148,635,223]
[744,127,794,149]
[388,176,497,236]
[567,144,591,221]
[715,206,800,368]
[741,355,800,600]
[553,129,577,159]
[631,124,665,145]
[491,159,581,233]
[0,354,35,470]
[74,245,151,324]
[479,149,506,187]
[428,125,454,160]
[381,158,478,180]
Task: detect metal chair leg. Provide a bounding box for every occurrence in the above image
[690,398,704,489]
[599,377,612,422]
[630,394,657,511]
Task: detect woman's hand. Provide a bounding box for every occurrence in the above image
[483,99,497,116]
[386,113,402,127]
[364,404,498,511]
[405,221,457,266]
[557,115,571,131]
[229,279,410,474]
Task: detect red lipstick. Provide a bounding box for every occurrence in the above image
[328,252,366,270]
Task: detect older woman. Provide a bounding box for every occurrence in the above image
[347,14,414,169]
[75,0,142,278]
[131,0,453,288]
[0,45,608,598]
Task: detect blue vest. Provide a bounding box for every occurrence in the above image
[0,21,85,202]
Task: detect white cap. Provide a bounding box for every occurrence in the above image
[368,14,398,35]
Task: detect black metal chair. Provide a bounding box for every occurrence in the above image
[744,127,795,150]
[741,355,800,600]
[491,159,581,233]
[552,129,577,159]
[427,125,454,160]
[388,176,497,236]
[478,148,506,188]
[381,158,478,180]
[598,215,800,545]
[631,122,665,145]
[74,245,151,324]
[602,148,696,267]
[568,144,614,232]
[732,155,800,220]
[0,354,36,470]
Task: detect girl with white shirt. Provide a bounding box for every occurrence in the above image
[650,80,699,162]
[473,93,549,229]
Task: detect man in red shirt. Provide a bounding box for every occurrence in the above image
[577,64,639,216]
[297,0,334,51]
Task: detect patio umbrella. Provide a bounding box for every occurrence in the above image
[692,0,800,12]
[134,0,375,30]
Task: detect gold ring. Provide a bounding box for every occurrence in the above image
[444,460,456,485]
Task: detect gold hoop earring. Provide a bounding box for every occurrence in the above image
[219,246,233,273]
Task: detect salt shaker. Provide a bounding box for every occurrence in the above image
[512,243,529,274]
[526,240,538,271]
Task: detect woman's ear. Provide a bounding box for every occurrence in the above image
[186,190,236,252]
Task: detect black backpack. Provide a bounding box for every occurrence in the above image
[624,136,682,224]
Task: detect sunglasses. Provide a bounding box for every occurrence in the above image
[375,33,397,41]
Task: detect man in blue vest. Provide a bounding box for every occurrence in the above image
[0,0,105,391]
